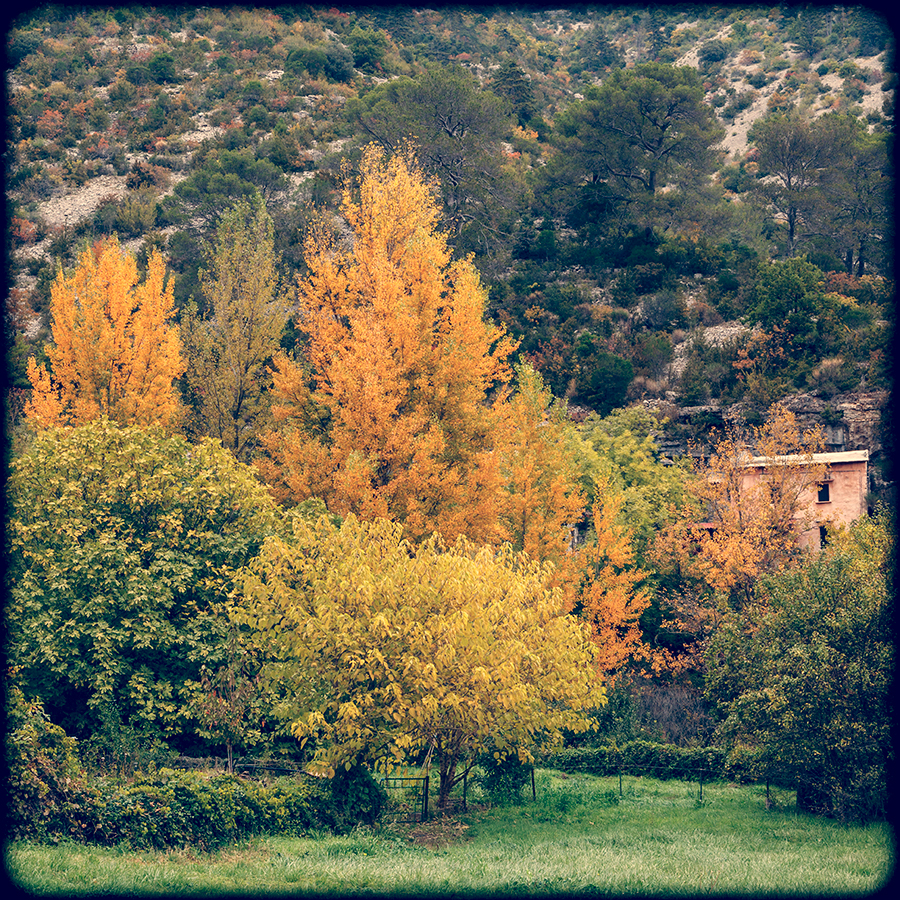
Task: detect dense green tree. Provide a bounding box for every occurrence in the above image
[705,512,893,822]
[746,256,828,349]
[570,24,624,75]
[488,60,536,126]
[284,44,327,79]
[171,149,287,230]
[6,420,279,746]
[552,63,724,203]
[321,42,355,83]
[348,25,389,72]
[572,350,634,417]
[825,124,892,277]
[147,51,177,84]
[749,111,855,258]
[787,6,826,58]
[344,64,514,252]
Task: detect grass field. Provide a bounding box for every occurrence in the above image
[5,770,895,896]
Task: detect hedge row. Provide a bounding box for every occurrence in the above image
[6,689,386,849]
[11,765,386,850]
[540,740,765,784]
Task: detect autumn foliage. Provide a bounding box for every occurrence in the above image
[234,514,605,808]
[570,488,652,677]
[25,237,183,429]
[181,194,290,460]
[495,363,586,564]
[652,405,828,670]
[259,145,517,543]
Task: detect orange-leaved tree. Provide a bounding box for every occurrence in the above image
[652,404,827,661]
[567,484,653,678]
[258,144,517,544]
[495,363,587,565]
[25,237,184,428]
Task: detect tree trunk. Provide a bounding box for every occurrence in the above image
[438,750,457,808]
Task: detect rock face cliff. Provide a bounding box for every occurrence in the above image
[647,388,892,507]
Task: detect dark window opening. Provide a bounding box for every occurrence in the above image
[817,482,830,502]
[819,525,829,548]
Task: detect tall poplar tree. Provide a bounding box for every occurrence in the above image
[495,363,586,564]
[259,145,517,544]
[25,237,183,429]
[181,194,290,460]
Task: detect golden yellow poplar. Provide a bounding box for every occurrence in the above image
[25,237,184,428]
[259,145,517,543]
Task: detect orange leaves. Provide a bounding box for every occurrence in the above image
[570,488,652,677]
[655,404,826,613]
[261,145,515,544]
[495,363,585,566]
[25,237,183,429]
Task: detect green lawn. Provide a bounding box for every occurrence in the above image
[5,771,894,896]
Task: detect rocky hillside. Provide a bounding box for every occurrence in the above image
[5,5,894,497]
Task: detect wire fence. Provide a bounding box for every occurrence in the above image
[171,753,846,818]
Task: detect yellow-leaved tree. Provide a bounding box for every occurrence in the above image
[233,514,605,808]
[258,144,517,544]
[495,363,587,564]
[25,237,183,428]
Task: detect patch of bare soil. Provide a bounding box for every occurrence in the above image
[405,811,474,850]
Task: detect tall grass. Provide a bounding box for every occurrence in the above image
[6,771,894,896]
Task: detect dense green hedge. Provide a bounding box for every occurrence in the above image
[7,689,386,848]
[9,766,386,850]
[540,741,736,782]
[541,740,796,788]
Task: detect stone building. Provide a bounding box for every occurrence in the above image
[740,449,869,551]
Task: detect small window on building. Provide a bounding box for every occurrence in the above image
[819,525,829,549]
[817,482,830,503]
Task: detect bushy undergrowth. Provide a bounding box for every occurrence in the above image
[475,750,534,805]
[6,690,385,848]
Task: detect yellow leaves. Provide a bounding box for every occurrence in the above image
[181,195,289,459]
[495,364,586,566]
[236,513,604,772]
[25,237,183,430]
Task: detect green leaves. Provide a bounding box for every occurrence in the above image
[6,419,279,744]
[705,511,893,821]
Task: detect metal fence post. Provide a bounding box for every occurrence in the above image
[531,767,536,801]
[422,775,429,822]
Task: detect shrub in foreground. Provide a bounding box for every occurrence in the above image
[6,692,385,848]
